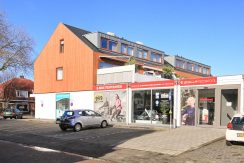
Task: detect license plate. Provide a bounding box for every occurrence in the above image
[237,133,244,137]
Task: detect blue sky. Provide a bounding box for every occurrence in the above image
[1,0,244,76]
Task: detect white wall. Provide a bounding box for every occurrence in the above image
[35,91,94,120]
[70,91,94,110]
[35,93,56,119]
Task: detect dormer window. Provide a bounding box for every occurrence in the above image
[60,39,64,53]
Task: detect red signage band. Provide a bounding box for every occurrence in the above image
[130,80,175,89]
[179,77,217,86]
[94,84,127,91]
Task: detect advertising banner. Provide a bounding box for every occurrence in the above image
[94,91,127,123]
[181,89,196,126]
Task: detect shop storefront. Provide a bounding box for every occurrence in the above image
[130,81,175,125]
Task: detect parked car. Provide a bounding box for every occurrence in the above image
[3,108,23,119]
[226,113,244,146]
[56,109,108,132]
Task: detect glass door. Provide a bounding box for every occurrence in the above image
[198,89,215,125]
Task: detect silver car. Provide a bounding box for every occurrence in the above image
[57,109,108,132]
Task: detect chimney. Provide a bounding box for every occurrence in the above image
[20,75,24,79]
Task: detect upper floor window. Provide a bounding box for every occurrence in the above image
[202,67,208,75]
[187,63,193,71]
[99,62,116,69]
[109,41,117,51]
[121,43,127,54]
[150,53,162,63]
[136,48,143,58]
[143,50,148,59]
[176,59,185,69]
[16,90,28,98]
[56,67,63,80]
[194,64,199,72]
[127,46,134,56]
[101,38,108,49]
[60,39,64,53]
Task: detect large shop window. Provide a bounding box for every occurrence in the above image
[132,89,173,124]
[198,89,215,125]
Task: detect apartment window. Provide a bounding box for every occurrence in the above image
[202,67,208,75]
[60,39,64,53]
[187,63,193,71]
[143,50,148,59]
[99,62,116,69]
[109,41,118,51]
[176,60,185,69]
[194,64,199,72]
[128,46,134,56]
[150,53,162,63]
[121,44,127,54]
[136,48,143,58]
[56,67,63,80]
[16,90,28,98]
[101,37,108,49]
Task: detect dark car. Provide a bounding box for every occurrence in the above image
[56,109,108,132]
[3,108,23,119]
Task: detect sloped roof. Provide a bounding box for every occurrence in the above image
[63,23,99,51]
[0,77,34,91]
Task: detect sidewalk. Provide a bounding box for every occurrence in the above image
[114,125,225,156]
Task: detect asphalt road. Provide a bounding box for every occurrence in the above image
[0,118,243,163]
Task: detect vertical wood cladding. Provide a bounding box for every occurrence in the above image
[34,23,97,93]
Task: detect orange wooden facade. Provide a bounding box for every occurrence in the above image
[34,23,99,94]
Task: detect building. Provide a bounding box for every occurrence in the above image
[34,23,210,95]
[0,76,34,114]
[164,55,211,78]
[34,23,243,129]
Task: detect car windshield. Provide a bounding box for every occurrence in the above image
[232,117,244,124]
[63,111,74,116]
[5,109,12,112]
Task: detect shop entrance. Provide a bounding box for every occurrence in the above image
[220,89,238,126]
[198,89,215,125]
[132,89,173,124]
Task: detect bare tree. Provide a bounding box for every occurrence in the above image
[0,71,16,83]
[0,13,34,75]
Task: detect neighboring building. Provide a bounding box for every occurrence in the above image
[0,76,34,114]
[164,55,211,78]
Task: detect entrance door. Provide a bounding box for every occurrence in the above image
[220,89,238,126]
[198,89,215,125]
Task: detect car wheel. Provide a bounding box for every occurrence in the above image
[10,117,12,119]
[226,140,233,146]
[101,120,108,128]
[59,124,67,131]
[73,123,82,132]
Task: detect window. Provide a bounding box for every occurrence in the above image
[194,65,199,72]
[150,53,162,62]
[56,67,63,80]
[128,46,134,56]
[187,63,193,71]
[101,38,108,49]
[16,90,28,98]
[60,39,64,53]
[143,50,148,59]
[202,67,208,74]
[99,62,116,69]
[136,48,143,58]
[176,60,185,69]
[121,43,127,54]
[109,41,118,51]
